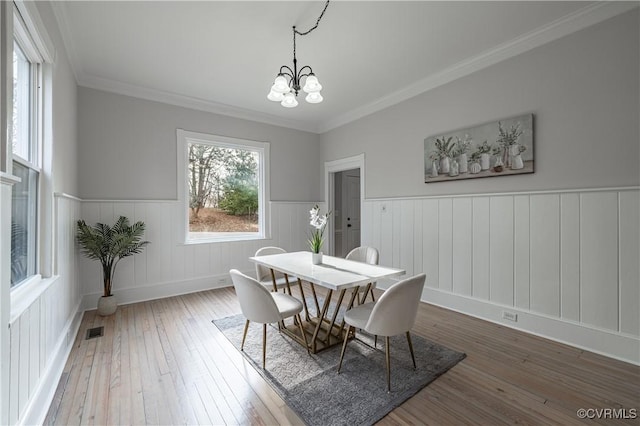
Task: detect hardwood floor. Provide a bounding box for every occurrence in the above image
[45,287,639,425]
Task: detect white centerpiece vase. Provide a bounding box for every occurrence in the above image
[312,252,323,265]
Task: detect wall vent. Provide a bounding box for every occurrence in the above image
[85,326,104,340]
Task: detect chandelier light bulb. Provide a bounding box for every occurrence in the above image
[267,90,285,102]
[272,75,290,93]
[281,92,298,108]
[305,91,323,104]
[302,74,322,93]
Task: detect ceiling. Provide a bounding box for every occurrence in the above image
[51,1,629,133]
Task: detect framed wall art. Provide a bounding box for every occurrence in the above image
[424,113,534,183]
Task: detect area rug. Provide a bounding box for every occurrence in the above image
[212,311,465,426]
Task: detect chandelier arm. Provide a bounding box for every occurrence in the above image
[294,0,330,36]
[278,66,295,79]
[297,66,314,80]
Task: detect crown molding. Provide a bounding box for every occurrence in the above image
[77,74,320,133]
[317,1,639,133]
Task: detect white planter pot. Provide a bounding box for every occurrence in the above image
[97,295,117,316]
[458,153,468,173]
[311,252,323,265]
[440,157,450,174]
[512,154,524,169]
[430,160,439,177]
[480,153,490,170]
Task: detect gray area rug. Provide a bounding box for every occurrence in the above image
[213,307,465,426]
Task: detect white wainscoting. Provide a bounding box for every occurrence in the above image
[79,200,323,309]
[361,188,639,364]
[9,194,83,425]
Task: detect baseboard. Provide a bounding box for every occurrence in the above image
[19,300,84,426]
[81,270,252,311]
[378,281,639,365]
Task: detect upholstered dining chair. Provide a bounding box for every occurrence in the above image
[230,269,309,369]
[345,246,379,304]
[337,273,426,392]
[255,246,297,292]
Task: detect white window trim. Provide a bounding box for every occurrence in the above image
[176,129,270,244]
[8,0,55,308]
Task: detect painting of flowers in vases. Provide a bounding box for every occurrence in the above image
[424,113,534,183]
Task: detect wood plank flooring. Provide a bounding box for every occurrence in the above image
[45,287,639,425]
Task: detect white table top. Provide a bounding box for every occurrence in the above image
[249,251,405,291]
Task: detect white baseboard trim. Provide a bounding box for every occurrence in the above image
[399,284,640,366]
[19,301,84,426]
[81,270,252,311]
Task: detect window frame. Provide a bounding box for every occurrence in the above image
[10,6,44,290]
[176,129,270,244]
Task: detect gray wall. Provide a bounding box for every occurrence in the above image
[37,1,78,195]
[320,10,640,198]
[77,88,322,201]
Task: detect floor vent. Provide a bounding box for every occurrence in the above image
[85,326,104,340]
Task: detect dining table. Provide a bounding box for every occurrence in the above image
[248,251,405,353]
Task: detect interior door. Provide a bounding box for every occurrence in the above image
[344,172,361,253]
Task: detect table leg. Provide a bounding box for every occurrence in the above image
[311,289,333,353]
[297,278,311,322]
[310,283,321,317]
[270,268,285,329]
[325,289,346,344]
[337,287,360,339]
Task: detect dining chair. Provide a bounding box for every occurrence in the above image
[345,246,379,304]
[230,269,309,369]
[255,246,296,292]
[337,273,426,392]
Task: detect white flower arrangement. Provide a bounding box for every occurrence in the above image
[308,205,331,254]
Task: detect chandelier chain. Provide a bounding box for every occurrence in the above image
[293,0,330,59]
[294,0,330,36]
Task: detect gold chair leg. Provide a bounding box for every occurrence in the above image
[385,336,391,392]
[406,331,416,369]
[262,323,267,369]
[337,325,352,373]
[241,320,250,351]
[296,314,310,354]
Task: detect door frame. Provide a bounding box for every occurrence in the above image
[324,154,365,256]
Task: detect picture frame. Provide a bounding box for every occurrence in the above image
[424,113,534,183]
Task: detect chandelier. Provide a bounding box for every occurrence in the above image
[267,1,330,108]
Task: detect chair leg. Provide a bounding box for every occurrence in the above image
[385,336,391,393]
[262,323,267,369]
[337,325,352,373]
[374,335,377,349]
[240,320,250,351]
[406,331,416,369]
[296,314,310,354]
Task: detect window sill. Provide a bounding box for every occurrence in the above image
[10,274,59,323]
[185,232,267,245]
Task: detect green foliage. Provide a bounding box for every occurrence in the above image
[433,136,455,159]
[76,216,149,296]
[219,184,258,216]
[497,121,524,147]
[475,140,493,155]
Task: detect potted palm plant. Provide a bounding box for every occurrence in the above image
[76,216,149,315]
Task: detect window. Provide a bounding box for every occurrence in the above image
[11,23,42,287]
[177,130,270,243]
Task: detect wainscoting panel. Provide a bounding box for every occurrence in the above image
[452,198,472,297]
[9,194,83,425]
[364,188,639,364]
[619,191,640,336]
[79,201,322,307]
[529,194,561,317]
[580,192,619,331]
